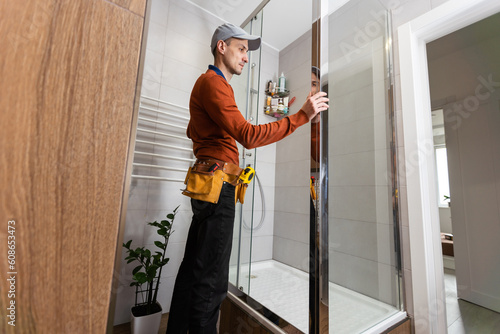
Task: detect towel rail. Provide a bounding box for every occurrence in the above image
[140,95,189,111]
[136,128,190,141]
[138,116,187,130]
[134,151,195,163]
[135,139,192,152]
[133,163,188,173]
[132,96,193,182]
[139,105,190,121]
[131,175,185,182]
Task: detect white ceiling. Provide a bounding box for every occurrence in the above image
[261,0,312,51]
[187,0,353,51]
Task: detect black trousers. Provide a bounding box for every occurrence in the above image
[166,183,236,334]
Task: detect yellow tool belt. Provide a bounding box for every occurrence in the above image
[310,177,317,201]
[182,159,249,204]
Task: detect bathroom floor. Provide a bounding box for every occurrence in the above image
[233,260,400,333]
[444,268,500,333]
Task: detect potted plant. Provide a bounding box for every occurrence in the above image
[123,205,179,334]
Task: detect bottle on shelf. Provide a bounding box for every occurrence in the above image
[278,72,286,92]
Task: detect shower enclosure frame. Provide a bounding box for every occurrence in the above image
[226,0,406,332]
[310,0,330,333]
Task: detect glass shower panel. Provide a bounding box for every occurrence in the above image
[228,11,263,294]
[327,0,401,332]
[241,3,315,333]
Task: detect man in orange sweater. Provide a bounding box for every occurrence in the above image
[166,23,329,334]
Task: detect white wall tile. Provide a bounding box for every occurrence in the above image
[331,185,377,223]
[147,21,167,55]
[127,179,150,210]
[161,57,203,95]
[164,29,212,72]
[142,49,164,83]
[274,211,309,244]
[272,236,309,272]
[167,1,222,46]
[149,0,169,27]
[123,209,148,247]
[330,151,376,186]
[274,186,309,215]
[251,235,273,262]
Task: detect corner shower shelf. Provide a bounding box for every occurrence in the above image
[264,89,290,119]
[264,89,290,98]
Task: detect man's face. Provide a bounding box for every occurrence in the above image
[311,72,320,95]
[222,38,249,76]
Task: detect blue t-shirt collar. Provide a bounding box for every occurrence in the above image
[209,65,226,81]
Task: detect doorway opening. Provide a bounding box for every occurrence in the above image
[426,14,500,331]
[398,0,500,331]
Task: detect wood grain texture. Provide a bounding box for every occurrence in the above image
[107,0,146,16]
[0,0,145,332]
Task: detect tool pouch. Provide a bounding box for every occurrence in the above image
[182,167,225,204]
[235,183,248,204]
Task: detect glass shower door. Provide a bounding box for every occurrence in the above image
[225,0,405,333]
[325,0,404,332]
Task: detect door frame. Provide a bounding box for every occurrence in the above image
[398,0,500,332]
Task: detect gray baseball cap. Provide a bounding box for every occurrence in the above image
[210,23,261,55]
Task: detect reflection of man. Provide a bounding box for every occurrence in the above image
[166,23,329,334]
[311,66,321,163]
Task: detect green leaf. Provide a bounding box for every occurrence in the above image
[154,241,165,249]
[133,272,148,284]
[132,265,142,275]
[127,258,136,264]
[124,240,132,248]
[158,228,167,236]
[147,266,158,278]
[167,214,174,220]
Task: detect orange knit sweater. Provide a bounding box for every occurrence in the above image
[187,69,309,165]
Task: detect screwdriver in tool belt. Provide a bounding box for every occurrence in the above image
[208,163,220,172]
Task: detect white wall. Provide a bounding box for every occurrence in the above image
[439,207,453,233]
[444,94,500,312]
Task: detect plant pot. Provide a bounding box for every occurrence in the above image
[131,303,162,334]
